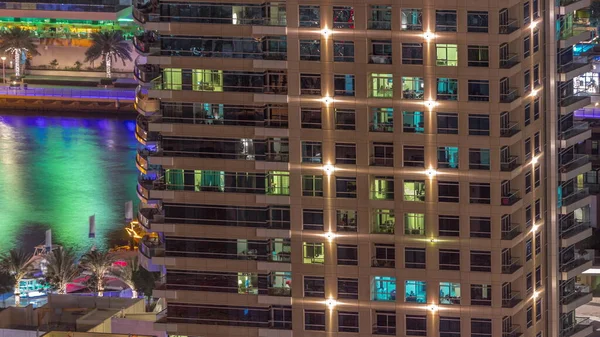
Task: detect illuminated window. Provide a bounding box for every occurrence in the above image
[371,176,394,200]
[370,73,394,98]
[405,213,425,235]
[372,276,396,301]
[369,5,392,30]
[337,210,357,232]
[439,282,461,305]
[438,147,459,169]
[405,280,426,303]
[238,273,259,294]
[402,77,424,99]
[437,78,458,100]
[402,111,424,133]
[372,209,395,234]
[401,9,422,31]
[303,242,325,264]
[370,107,394,132]
[192,69,223,91]
[266,171,290,195]
[436,44,458,66]
[404,180,425,202]
[333,6,354,29]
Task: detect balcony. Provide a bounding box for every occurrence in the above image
[560,188,592,214]
[559,155,591,181]
[560,220,592,247]
[500,89,520,103]
[500,122,520,138]
[559,24,593,49]
[134,57,160,84]
[558,57,592,82]
[138,207,164,230]
[561,285,593,312]
[560,254,593,280]
[139,237,165,258]
[370,156,394,167]
[499,19,519,35]
[134,86,160,116]
[135,115,159,146]
[501,225,522,241]
[369,54,392,64]
[501,258,522,275]
[561,317,593,337]
[500,54,520,69]
[133,31,160,56]
[372,325,396,335]
[501,190,521,206]
[560,93,591,115]
[135,149,158,175]
[371,258,395,268]
[502,325,523,337]
[559,122,591,148]
[500,156,521,173]
[501,291,522,308]
[368,20,392,30]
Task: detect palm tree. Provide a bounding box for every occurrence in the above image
[0,27,40,77]
[84,31,133,79]
[80,249,116,297]
[113,257,139,298]
[0,249,33,306]
[43,247,80,294]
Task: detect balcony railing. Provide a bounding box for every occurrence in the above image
[502,291,522,308]
[133,32,160,55]
[372,325,396,335]
[0,1,128,12]
[369,54,392,64]
[500,54,519,68]
[134,86,160,115]
[501,225,522,240]
[139,238,165,258]
[560,219,591,239]
[502,257,522,274]
[133,6,287,26]
[559,121,589,140]
[559,154,589,173]
[370,156,394,167]
[561,317,591,337]
[500,89,519,103]
[558,56,589,73]
[559,92,589,107]
[500,122,520,137]
[368,20,392,30]
[150,76,288,95]
[500,156,520,172]
[502,325,522,337]
[561,188,590,207]
[499,19,519,34]
[560,256,591,272]
[371,257,395,268]
[501,190,521,206]
[561,285,590,304]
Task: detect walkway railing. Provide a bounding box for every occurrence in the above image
[0,87,135,100]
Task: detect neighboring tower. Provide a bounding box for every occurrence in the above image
[132,1,595,337]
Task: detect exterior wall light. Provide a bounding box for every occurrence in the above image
[323,164,335,175]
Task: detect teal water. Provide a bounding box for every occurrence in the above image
[0,114,139,253]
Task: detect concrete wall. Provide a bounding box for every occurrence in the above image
[112,317,166,337]
[0,329,41,337]
[28,43,137,73]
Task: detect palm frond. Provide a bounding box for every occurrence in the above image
[0,27,39,56]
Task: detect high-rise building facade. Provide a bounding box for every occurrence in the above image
[132,0,596,336]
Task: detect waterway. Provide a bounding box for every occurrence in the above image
[0,113,139,253]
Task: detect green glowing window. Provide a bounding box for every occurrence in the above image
[162,68,182,90]
[165,169,184,190]
[303,242,325,264]
[370,176,394,200]
[369,107,394,132]
[267,171,290,195]
[436,44,458,66]
[404,213,425,235]
[372,276,396,301]
[372,209,395,234]
[194,170,225,192]
[370,73,393,98]
[402,111,424,133]
[193,69,223,92]
[404,180,425,202]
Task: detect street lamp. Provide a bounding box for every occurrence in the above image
[1,56,6,84]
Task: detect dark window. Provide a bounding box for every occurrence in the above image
[467,45,489,67]
[526,172,532,194]
[300,40,320,61]
[470,284,492,306]
[335,143,357,164]
[337,245,358,265]
[526,239,532,261]
[525,138,531,159]
[533,0,539,18]
[523,1,530,24]
[436,10,457,32]
[524,36,530,58]
[437,113,458,134]
[526,206,532,228]
[333,6,355,29]
[337,210,357,232]
[333,40,354,62]
[334,74,355,96]
[469,148,491,170]
[534,64,540,86]
[535,266,542,289]
[402,43,423,64]
[468,80,490,101]
[438,181,459,202]
[534,132,541,154]
[535,165,540,187]
[305,310,326,330]
[302,175,323,197]
[405,248,426,269]
[526,272,533,293]
[301,108,321,129]
[467,11,488,33]
[300,73,321,95]
[533,30,539,52]
[338,312,359,332]
[470,217,491,238]
[302,141,322,163]
[536,298,542,321]
[524,103,531,126]
[374,311,396,335]
[535,232,541,255]
[299,5,320,27]
[303,209,324,230]
[470,251,491,272]
[336,177,357,198]
[370,39,392,64]
[534,98,540,120]
[406,315,427,336]
[526,306,533,328]
[535,199,541,221]
[439,317,461,337]
[403,146,425,167]
[338,278,359,299]
[439,216,460,236]
[335,108,355,130]
[469,183,491,204]
[524,70,531,93]
[471,318,492,337]
[439,249,460,270]
[468,114,490,135]
[304,276,325,297]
